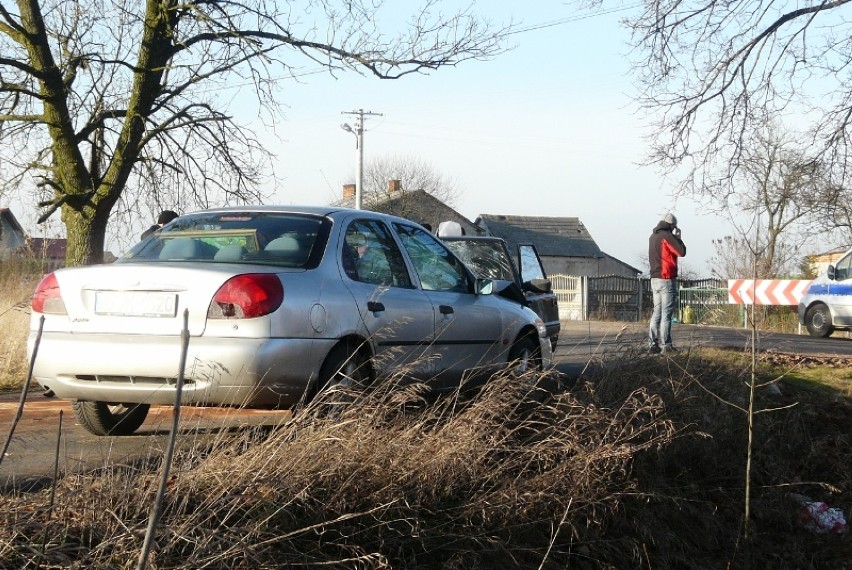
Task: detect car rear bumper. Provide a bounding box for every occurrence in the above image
[27,332,335,408]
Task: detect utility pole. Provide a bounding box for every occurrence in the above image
[341,108,383,210]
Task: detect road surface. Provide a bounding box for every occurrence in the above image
[2,322,850,486]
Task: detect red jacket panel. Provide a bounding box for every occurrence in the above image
[649,221,686,279]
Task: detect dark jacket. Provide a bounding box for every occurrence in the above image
[140,224,161,241]
[649,221,686,279]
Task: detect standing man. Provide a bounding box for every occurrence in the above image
[648,212,686,354]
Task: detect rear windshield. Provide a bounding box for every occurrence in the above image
[118,212,329,268]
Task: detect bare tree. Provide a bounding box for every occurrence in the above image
[593,2,852,540]
[361,154,461,209]
[691,127,822,277]
[708,235,776,279]
[731,129,823,275]
[816,181,852,245]
[0,0,510,265]
[604,0,852,204]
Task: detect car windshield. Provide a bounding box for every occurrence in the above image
[444,239,515,281]
[118,212,328,268]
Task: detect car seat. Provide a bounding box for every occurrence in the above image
[214,244,247,262]
[159,238,217,260]
[264,235,304,264]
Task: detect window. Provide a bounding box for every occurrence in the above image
[394,224,470,292]
[519,244,546,281]
[835,253,852,281]
[120,212,328,268]
[444,239,514,281]
[343,220,412,288]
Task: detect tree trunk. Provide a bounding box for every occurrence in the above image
[61,203,108,266]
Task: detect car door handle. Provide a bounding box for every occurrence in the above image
[367,301,385,313]
[439,305,454,315]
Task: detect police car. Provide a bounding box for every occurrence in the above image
[798,247,852,337]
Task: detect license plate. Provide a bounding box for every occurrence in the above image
[95,291,177,317]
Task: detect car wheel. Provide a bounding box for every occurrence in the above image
[508,336,542,376]
[305,342,374,407]
[72,401,150,436]
[805,304,834,338]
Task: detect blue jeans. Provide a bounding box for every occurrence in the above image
[649,278,677,347]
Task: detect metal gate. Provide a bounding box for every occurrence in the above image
[550,275,726,323]
[550,274,585,320]
[587,275,643,321]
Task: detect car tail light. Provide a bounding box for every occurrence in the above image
[208,274,283,319]
[32,273,67,314]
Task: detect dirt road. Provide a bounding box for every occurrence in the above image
[2,321,849,486]
[0,397,291,489]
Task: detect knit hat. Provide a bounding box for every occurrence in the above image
[157,210,179,225]
[662,212,677,226]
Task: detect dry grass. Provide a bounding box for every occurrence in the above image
[1,348,849,569]
[0,259,41,391]
[0,372,674,568]
[595,348,851,568]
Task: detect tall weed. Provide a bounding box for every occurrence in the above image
[0,258,41,390]
[0,370,677,568]
[1,351,849,568]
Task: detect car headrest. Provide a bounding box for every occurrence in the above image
[159,238,201,260]
[437,221,464,237]
[214,244,247,262]
[265,236,300,253]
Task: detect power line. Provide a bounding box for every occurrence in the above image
[506,4,643,36]
[193,6,643,93]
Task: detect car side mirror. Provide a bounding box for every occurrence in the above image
[476,278,493,295]
[523,278,552,294]
[828,265,836,280]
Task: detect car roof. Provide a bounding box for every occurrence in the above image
[187,205,428,226]
[192,205,346,216]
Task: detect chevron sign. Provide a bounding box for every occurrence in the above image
[727,279,812,306]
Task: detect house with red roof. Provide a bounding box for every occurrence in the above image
[1,208,67,270]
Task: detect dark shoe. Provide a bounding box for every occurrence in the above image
[662,345,677,354]
[648,344,661,355]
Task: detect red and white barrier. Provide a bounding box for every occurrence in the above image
[727,279,812,306]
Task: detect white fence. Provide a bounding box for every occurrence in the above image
[550,274,586,321]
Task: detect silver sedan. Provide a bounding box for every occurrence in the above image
[28,206,552,435]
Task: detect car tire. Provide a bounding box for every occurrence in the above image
[804,304,834,338]
[72,401,150,436]
[508,335,542,376]
[303,342,374,408]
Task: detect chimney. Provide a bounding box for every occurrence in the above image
[343,184,356,198]
[388,179,402,193]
